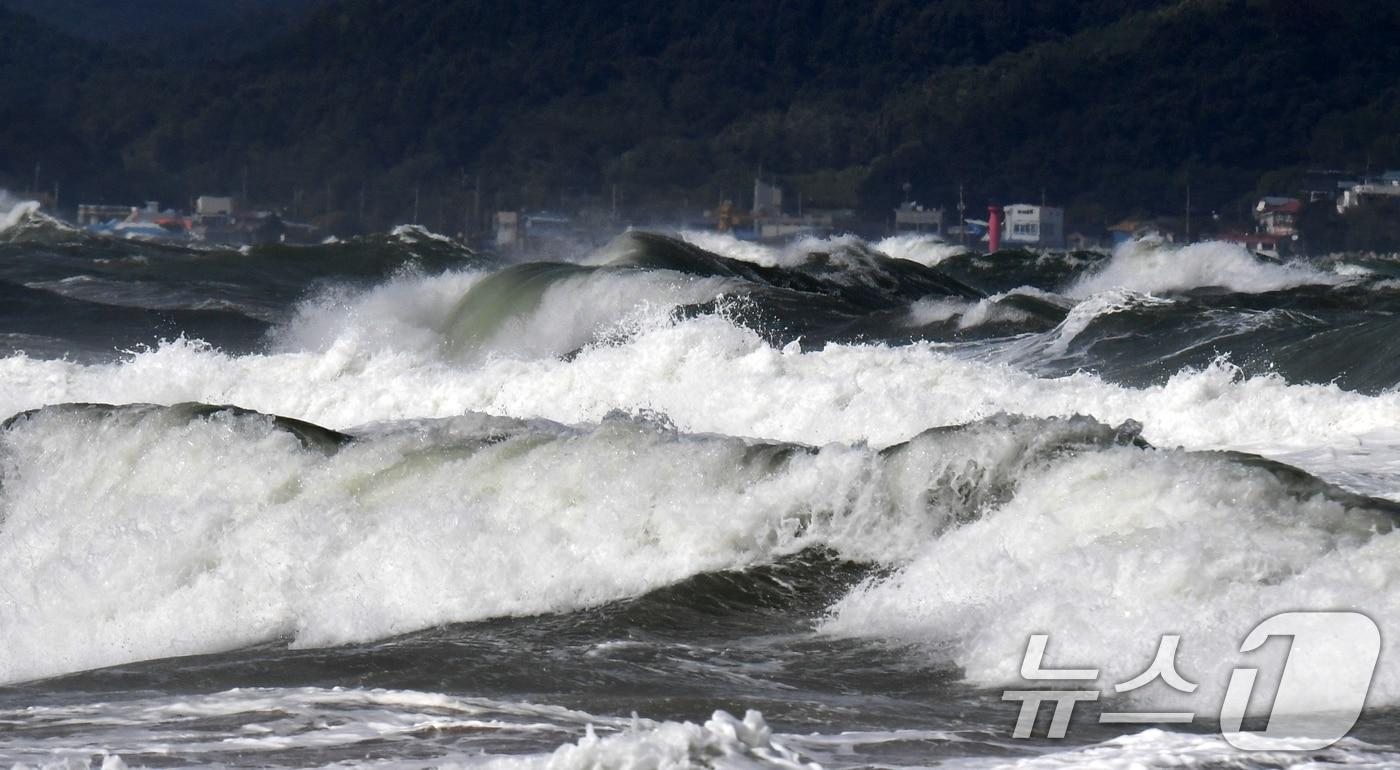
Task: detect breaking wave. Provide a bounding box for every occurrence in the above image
[3,397,1400,723]
[1069,239,1341,297]
[7,221,1400,767]
[0,402,1130,683]
[0,196,38,232]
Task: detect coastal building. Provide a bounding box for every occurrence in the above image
[1254,196,1301,236]
[1337,172,1400,213]
[1298,170,1354,203]
[494,211,520,248]
[745,179,836,240]
[196,196,234,217]
[1108,219,1175,245]
[77,201,190,240]
[893,202,944,235]
[757,213,834,240]
[77,203,135,225]
[1219,232,1292,260]
[752,179,782,218]
[1002,204,1065,249]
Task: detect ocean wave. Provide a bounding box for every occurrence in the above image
[11,685,1399,770]
[269,230,990,364]
[2,405,1126,682]
[823,441,1400,710]
[0,687,620,768]
[7,312,1400,490]
[0,193,77,243]
[0,685,830,770]
[905,288,1064,331]
[3,398,1397,715]
[0,194,40,233]
[940,729,1400,770]
[874,233,971,267]
[1068,239,1342,297]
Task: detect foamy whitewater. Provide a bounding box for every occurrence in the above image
[3,199,1400,768]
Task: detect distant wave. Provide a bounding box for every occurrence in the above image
[0,192,45,235]
[1069,239,1342,296]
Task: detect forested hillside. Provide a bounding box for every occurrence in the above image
[1,0,1397,231]
[0,0,318,58]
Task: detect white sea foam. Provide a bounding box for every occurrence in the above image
[390,223,456,244]
[1068,239,1341,297]
[7,266,1400,699]
[941,729,1400,769]
[4,313,1400,485]
[823,443,1400,710]
[0,192,41,233]
[678,230,783,267]
[675,231,872,269]
[476,710,818,770]
[875,233,970,266]
[1,404,1026,682]
[905,297,972,325]
[0,687,826,770]
[1041,289,1173,355]
[271,266,734,361]
[905,293,1033,329]
[678,229,966,272]
[0,687,616,768]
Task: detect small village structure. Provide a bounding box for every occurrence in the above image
[58,165,1400,254]
[1338,172,1400,213]
[1000,204,1065,249]
[894,202,944,236]
[73,195,319,245]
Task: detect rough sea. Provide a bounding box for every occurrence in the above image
[4,195,1400,769]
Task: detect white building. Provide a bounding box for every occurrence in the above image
[1002,204,1064,249]
[196,196,234,217]
[752,179,783,218]
[1337,176,1400,213]
[494,211,520,248]
[894,202,944,235]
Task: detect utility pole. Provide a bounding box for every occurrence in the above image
[957,183,966,247]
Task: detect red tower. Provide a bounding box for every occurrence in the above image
[988,205,1003,253]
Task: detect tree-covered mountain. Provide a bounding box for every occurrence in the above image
[0,0,319,59]
[2,0,1397,233]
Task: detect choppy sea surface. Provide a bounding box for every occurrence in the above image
[4,196,1400,768]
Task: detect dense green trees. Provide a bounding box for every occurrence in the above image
[1,0,1396,233]
[0,0,318,58]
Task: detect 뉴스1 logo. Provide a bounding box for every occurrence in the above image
[1002,611,1380,750]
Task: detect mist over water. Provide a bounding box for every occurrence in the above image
[4,202,1400,768]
